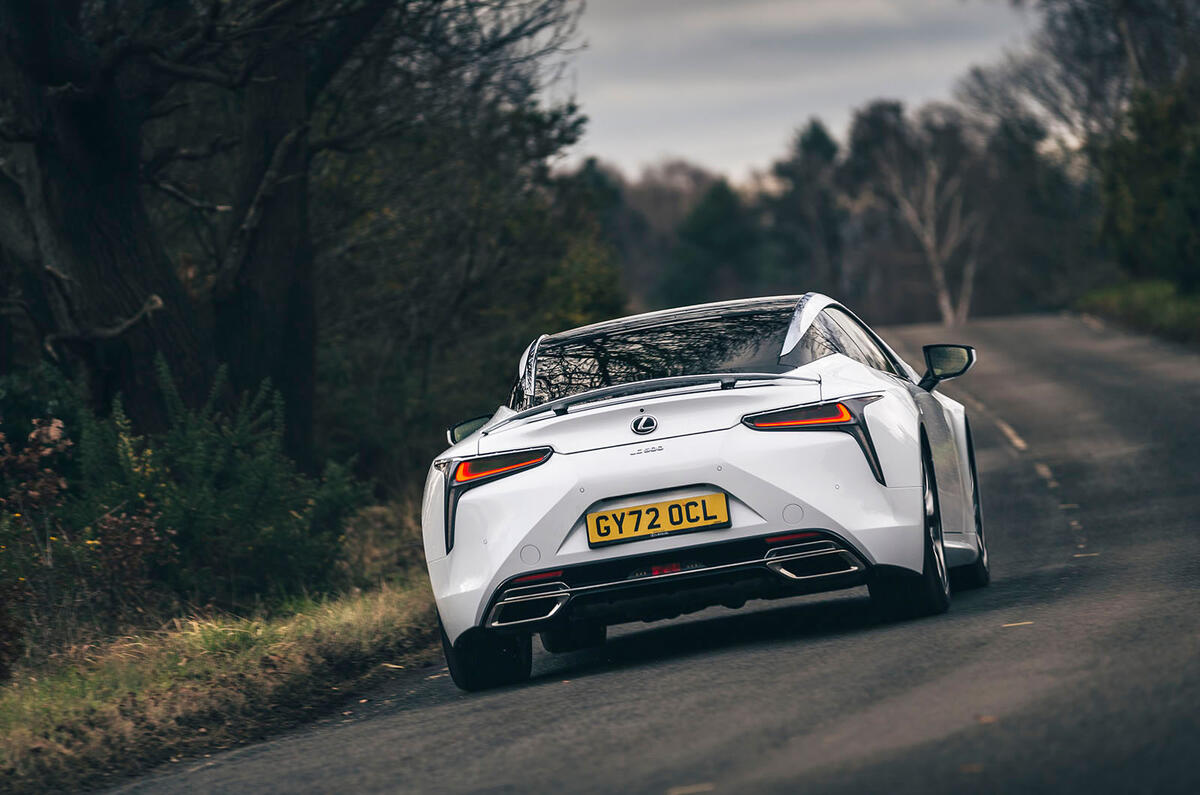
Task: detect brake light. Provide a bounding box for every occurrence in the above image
[744,402,853,429]
[453,448,552,484]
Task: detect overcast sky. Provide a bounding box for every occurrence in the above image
[565,0,1034,180]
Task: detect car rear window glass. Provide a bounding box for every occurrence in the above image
[528,309,797,406]
[779,311,844,369]
[825,308,899,375]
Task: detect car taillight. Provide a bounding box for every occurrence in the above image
[743,402,853,428]
[742,396,887,486]
[441,447,552,555]
[452,448,552,484]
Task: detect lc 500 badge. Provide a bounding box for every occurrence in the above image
[630,445,664,456]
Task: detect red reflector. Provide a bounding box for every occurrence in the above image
[766,531,822,544]
[650,563,682,576]
[512,569,564,584]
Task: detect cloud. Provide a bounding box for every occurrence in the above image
[569,0,1034,179]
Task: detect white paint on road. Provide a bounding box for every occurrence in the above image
[1033,462,1060,489]
[955,388,1029,452]
[666,784,715,795]
[993,417,1029,452]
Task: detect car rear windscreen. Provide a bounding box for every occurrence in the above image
[528,308,795,406]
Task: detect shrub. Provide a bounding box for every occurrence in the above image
[67,360,365,606]
[1078,280,1200,345]
[0,361,364,674]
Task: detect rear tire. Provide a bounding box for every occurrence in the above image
[541,621,606,654]
[439,618,532,692]
[870,437,951,620]
[952,419,990,590]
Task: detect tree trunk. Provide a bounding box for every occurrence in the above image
[954,254,978,326]
[0,106,210,426]
[213,30,314,466]
[917,234,956,326]
[0,0,212,427]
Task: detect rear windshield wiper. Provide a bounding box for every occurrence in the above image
[485,372,821,434]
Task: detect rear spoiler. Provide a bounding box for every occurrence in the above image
[484,372,821,435]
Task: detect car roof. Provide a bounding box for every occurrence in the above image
[542,294,806,345]
[513,292,920,401]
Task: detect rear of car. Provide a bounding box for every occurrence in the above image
[422,296,933,689]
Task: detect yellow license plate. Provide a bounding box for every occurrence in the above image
[586,493,730,547]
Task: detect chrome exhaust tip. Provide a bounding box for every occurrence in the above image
[765,542,863,581]
[487,582,569,628]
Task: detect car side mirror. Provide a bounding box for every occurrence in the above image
[446,414,492,446]
[919,344,976,391]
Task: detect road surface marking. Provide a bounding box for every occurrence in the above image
[1003,621,1035,627]
[954,389,1028,452]
[1073,552,1100,558]
[667,784,715,795]
[993,418,1029,451]
[1058,503,1079,510]
[1033,462,1059,488]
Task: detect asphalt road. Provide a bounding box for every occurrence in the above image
[115,314,1200,795]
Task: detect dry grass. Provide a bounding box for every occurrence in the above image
[0,580,436,793]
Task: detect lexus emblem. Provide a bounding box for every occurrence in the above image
[631,415,658,435]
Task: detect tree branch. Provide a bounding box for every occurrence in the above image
[306,0,397,105]
[44,294,164,358]
[216,123,308,292]
[142,136,241,177]
[146,178,233,213]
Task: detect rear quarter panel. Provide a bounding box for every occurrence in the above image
[925,391,972,535]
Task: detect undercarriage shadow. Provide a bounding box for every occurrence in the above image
[531,590,883,682]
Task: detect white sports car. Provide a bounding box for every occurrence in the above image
[422,293,989,690]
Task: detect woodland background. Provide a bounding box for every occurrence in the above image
[0,0,1198,680]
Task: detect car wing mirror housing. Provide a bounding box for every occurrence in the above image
[446,414,493,446]
[919,344,976,391]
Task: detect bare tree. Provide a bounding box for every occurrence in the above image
[876,156,985,326]
[968,0,1200,162]
[841,103,987,326]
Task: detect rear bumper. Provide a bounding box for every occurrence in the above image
[482,532,867,632]
[427,425,925,644]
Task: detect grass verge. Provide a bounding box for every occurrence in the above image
[1077,280,1200,346]
[0,580,437,793]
